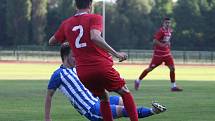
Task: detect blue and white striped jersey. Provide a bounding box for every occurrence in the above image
[48,65,99,115]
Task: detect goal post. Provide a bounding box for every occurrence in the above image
[102,0,106,40]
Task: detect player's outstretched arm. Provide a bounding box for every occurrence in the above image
[90,29,127,62]
[44,89,56,121]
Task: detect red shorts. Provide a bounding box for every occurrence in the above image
[149,55,174,68]
[76,66,125,97]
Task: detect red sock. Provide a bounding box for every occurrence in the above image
[122,92,138,121]
[170,71,175,83]
[100,101,113,121]
[139,69,149,80]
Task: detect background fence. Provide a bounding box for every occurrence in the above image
[0,49,214,65]
[121,50,215,64]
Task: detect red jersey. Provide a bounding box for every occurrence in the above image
[153,27,173,57]
[54,13,113,68]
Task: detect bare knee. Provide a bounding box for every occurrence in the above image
[118,97,123,106]
[115,106,124,117]
[115,85,130,96]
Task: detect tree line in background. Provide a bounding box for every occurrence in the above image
[0,0,215,51]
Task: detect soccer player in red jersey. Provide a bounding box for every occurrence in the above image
[134,17,183,92]
[48,0,138,121]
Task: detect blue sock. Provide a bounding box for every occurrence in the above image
[122,107,153,118]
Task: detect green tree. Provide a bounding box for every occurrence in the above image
[173,0,215,50]
[174,0,200,50]
[150,0,174,27]
[0,0,7,46]
[46,0,75,41]
[114,0,154,49]
[199,0,215,50]
[59,0,75,19]
[31,0,48,45]
[6,0,32,46]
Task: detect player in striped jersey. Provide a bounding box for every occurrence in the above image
[44,43,166,121]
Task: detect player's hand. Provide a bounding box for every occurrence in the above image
[116,52,128,62]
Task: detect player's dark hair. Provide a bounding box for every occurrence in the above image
[164,17,170,21]
[60,42,71,62]
[75,0,92,9]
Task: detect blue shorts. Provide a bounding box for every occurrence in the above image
[84,96,120,121]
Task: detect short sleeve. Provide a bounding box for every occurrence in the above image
[54,22,66,43]
[48,72,61,90]
[90,15,103,31]
[154,29,163,41]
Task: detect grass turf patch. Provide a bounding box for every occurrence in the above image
[0,80,215,121]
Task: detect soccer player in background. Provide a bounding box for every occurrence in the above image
[134,17,183,92]
[44,43,167,121]
[49,0,139,121]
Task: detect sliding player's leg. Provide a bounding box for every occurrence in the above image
[109,96,167,118]
[89,95,166,120]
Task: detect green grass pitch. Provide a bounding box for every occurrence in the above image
[0,63,215,121]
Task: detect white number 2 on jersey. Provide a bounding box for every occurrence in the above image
[72,25,87,48]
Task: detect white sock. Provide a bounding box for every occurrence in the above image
[137,79,141,83]
[172,82,177,88]
[150,108,156,114]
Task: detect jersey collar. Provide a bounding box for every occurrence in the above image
[60,64,74,70]
[74,12,88,16]
[60,64,66,69]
